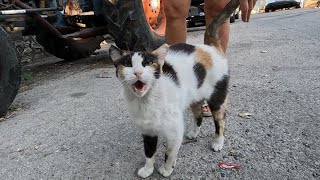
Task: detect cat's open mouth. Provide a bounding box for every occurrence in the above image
[132,80,147,93]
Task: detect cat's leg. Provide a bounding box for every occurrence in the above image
[207,76,229,151]
[138,135,158,178]
[208,98,228,152]
[186,102,203,139]
[159,123,184,177]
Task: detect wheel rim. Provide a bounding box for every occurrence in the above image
[142,0,166,36]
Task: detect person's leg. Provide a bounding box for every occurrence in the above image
[204,0,230,53]
[202,0,230,116]
[164,0,191,45]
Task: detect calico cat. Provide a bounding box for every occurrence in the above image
[109,0,239,178]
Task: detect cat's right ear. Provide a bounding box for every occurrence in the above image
[109,45,123,66]
[152,44,169,66]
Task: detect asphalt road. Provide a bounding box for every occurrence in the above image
[1,8,319,180]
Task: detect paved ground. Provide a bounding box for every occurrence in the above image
[1,8,319,180]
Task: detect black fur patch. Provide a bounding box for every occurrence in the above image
[163,62,179,86]
[213,120,221,135]
[193,63,206,88]
[165,153,168,162]
[142,135,158,158]
[169,43,195,54]
[154,65,161,79]
[196,116,203,127]
[208,75,229,111]
[140,53,158,67]
[114,53,133,67]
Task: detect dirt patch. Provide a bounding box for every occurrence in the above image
[18,43,113,92]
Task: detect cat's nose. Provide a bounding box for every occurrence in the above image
[134,71,142,78]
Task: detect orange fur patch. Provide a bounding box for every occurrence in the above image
[117,65,125,79]
[212,97,228,136]
[204,36,224,54]
[195,48,213,69]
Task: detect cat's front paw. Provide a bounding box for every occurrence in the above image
[211,136,224,152]
[186,128,199,139]
[158,165,173,177]
[186,131,198,139]
[138,166,154,178]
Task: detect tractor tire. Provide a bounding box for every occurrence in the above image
[0,27,21,117]
[104,0,165,51]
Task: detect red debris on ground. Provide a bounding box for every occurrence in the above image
[217,162,241,169]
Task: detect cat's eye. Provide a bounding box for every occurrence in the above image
[122,60,132,67]
[142,61,153,67]
[125,62,132,66]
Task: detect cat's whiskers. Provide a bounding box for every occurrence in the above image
[115,80,131,94]
[114,84,126,98]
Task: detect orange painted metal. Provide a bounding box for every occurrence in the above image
[142,0,166,36]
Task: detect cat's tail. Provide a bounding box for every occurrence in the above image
[204,0,240,50]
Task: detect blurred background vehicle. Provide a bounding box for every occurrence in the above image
[265,0,301,12]
[186,1,239,28]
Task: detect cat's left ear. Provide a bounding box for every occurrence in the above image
[152,43,169,66]
[109,45,124,66]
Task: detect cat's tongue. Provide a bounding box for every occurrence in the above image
[133,80,145,91]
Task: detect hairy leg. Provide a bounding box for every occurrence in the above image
[138,135,158,178]
[204,0,230,53]
[187,102,203,139]
[164,0,191,44]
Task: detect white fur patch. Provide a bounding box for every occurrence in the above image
[138,166,154,178]
[186,127,200,139]
[138,157,155,178]
[211,135,225,151]
[131,53,143,69]
[159,165,174,177]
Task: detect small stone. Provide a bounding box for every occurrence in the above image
[303,142,310,148]
[312,172,318,177]
[260,50,268,53]
[238,112,253,119]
